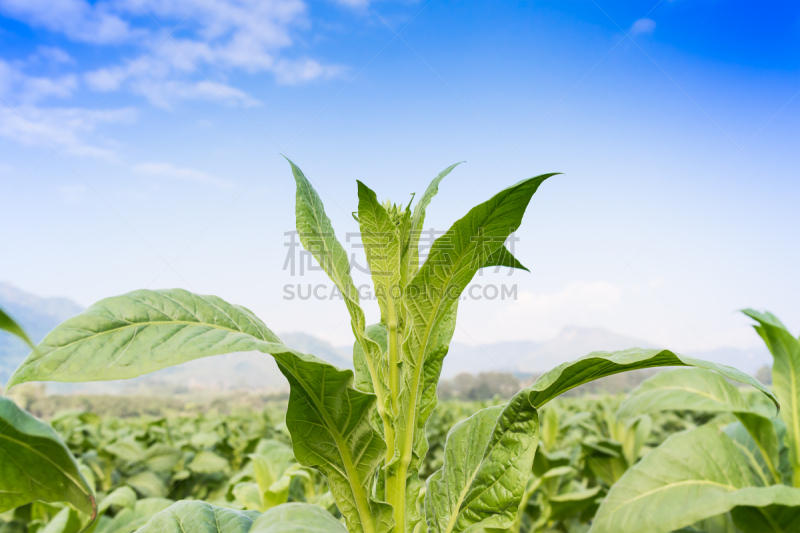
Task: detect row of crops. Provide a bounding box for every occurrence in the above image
[1,357,796,533]
[0,390,708,533]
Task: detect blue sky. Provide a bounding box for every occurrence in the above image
[1,0,798,359]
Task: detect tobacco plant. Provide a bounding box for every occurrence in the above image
[5,161,778,533]
[588,310,800,532]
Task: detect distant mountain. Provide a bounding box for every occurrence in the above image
[441,327,770,377]
[0,282,83,384]
[0,283,771,394]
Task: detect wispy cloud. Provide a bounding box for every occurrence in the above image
[0,0,139,44]
[0,104,136,159]
[133,162,233,189]
[630,18,656,36]
[2,0,345,109]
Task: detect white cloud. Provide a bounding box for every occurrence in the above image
[630,18,656,36]
[77,0,345,104]
[0,59,77,103]
[273,57,345,85]
[133,162,232,189]
[31,46,75,65]
[0,104,136,159]
[462,280,624,343]
[0,0,348,155]
[0,0,138,44]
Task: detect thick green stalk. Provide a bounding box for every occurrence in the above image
[389,315,439,533]
[386,302,399,461]
[357,335,395,463]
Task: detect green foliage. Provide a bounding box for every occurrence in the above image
[0,306,34,349]
[0,396,95,516]
[3,162,783,533]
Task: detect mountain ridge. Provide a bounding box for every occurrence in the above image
[0,283,770,393]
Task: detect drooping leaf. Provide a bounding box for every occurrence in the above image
[0,305,34,349]
[0,396,95,516]
[617,367,756,418]
[249,503,347,533]
[425,392,539,533]
[6,289,281,387]
[617,367,781,483]
[590,426,800,533]
[743,309,800,486]
[135,501,258,533]
[519,348,778,412]
[5,289,392,533]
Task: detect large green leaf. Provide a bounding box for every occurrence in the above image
[0,306,34,349]
[743,309,800,486]
[5,289,392,533]
[425,393,539,533]
[617,367,781,483]
[279,350,394,533]
[519,348,778,412]
[590,426,800,533]
[617,367,757,418]
[0,396,95,516]
[250,503,348,533]
[135,501,258,533]
[6,289,281,387]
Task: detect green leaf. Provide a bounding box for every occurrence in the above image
[617,367,781,483]
[288,160,390,453]
[0,305,34,349]
[4,288,391,533]
[481,245,528,272]
[743,309,800,486]
[425,392,539,533]
[408,163,463,261]
[250,503,347,533]
[40,506,81,533]
[6,289,281,388]
[617,367,756,418]
[731,494,800,532]
[189,451,230,474]
[135,501,258,533]
[519,348,778,412]
[356,180,403,322]
[98,498,173,533]
[590,426,800,533]
[97,487,137,515]
[143,445,182,473]
[0,396,95,516]
[279,351,394,533]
